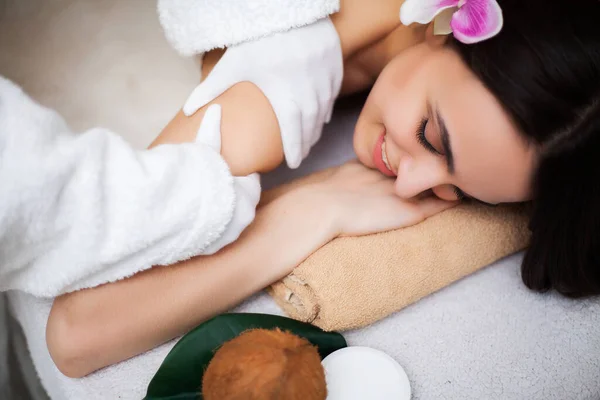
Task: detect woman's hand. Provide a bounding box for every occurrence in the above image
[293,161,457,237]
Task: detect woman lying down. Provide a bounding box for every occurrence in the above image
[46,0,600,378]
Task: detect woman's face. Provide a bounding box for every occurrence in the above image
[354,42,537,204]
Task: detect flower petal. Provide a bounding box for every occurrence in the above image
[450,0,504,44]
[433,7,458,35]
[400,0,460,26]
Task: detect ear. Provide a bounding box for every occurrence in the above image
[424,23,449,47]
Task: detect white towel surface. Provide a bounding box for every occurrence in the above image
[158,0,340,56]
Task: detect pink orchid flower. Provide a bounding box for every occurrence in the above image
[400,0,504,44]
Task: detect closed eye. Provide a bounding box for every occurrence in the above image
[415,118,441,155]
[455,186,497,206]
[416,119,472,203]
[453,186,466,201]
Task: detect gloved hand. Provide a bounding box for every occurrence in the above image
[183,18,344,169]
[196,104,261,255]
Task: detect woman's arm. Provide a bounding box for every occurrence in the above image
[47,185,335,378]
[151,81,283,176]
[47,162,453,378]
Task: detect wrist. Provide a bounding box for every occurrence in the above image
[281,185,340,243]
[257,187,337,276]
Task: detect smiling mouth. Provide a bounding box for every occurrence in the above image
[381,138,392,172]
[373,131,395,177]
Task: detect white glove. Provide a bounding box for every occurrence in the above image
[183,17,344,169]
[196,104,261,255]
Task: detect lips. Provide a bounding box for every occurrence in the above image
[373,132,395,177]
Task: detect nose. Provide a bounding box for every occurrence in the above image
[394,156,447,199]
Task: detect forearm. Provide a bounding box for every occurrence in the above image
[47,188,334,378]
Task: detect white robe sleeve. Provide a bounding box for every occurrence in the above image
[157,0,340,56]
[0,77,236,298]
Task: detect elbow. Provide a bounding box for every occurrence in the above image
[46,295,98,378]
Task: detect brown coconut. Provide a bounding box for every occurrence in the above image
[202,328,327,400]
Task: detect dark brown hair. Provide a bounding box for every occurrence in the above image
[452,0,600,297]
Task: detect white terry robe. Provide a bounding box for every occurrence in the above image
[0,76,235,298]
[158,0,340,56]
[0,0,341,298]
[0,1,340,398]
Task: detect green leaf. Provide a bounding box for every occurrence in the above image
[144,313,347,400]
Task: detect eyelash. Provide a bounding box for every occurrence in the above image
[416,118,466,201]
[415,118,439,155]
[453,186,466,201]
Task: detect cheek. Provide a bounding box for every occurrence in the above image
[354,49,430,166]
[453,133,537,203]
[380,89,425,152]
[354,94,382,159]
[374,67,428,152]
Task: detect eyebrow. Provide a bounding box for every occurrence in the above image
[435,109,455,175]
[434,107,496,207]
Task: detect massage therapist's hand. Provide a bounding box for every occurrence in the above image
[183,18,343,169]
[298,161,457,238]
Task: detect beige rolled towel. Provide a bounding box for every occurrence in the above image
[268,203,530,332]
